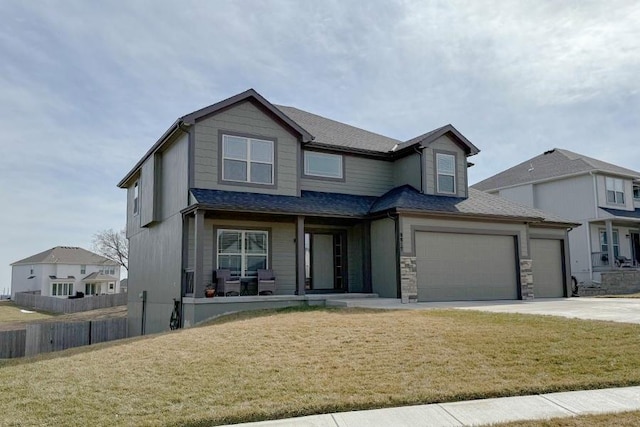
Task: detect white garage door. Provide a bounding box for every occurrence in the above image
[415,232,518,301]
[530,238,565,298]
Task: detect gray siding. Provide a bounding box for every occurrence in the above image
[371,218,397,298]
[424,135,468,198]
[125,178,140,239]
[534,174,595,221]
[193,101,299,196]
[159,133,190,220]
[301,155,394,196]
[140,155,158,227]
[347,224,364,292]
[393,152,422,190]
[499,185,534,207]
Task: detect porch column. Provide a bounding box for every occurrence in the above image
[362,220,372,293]
[194,209,205,297]
[296,215,305,296]
[606,219,615,269]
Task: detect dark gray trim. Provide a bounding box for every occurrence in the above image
[217,130,278,189]
[394,215,402,299]
[296,216,305,295]
[514,236,522,300]
[362,220,372,293]
[301,149,346,182]
[433,149,459,196]
[396,124,480,156]
[181,215,190,296]
[193,210,205,297]
[304,227,349,292]
[408,224,522,257]
[296,138,302,196]
[188,125,195,190]
[529,236,570,298]
[303,141,394,160]
[211,225,273,275]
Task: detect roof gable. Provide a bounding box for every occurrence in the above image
[473,148,640,191]
[395,124,480,156]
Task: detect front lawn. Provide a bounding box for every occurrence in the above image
[1,307,640,426]
[494,410,640,426]
[0,300,53,326]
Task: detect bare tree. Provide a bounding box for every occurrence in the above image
[93,228,128,272]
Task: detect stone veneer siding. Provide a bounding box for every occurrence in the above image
[580,270,640,296]
[400,256,418,303]
[520,259,534,300]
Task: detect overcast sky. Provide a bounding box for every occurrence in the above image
[1,0,639,292]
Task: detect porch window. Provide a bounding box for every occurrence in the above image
[436,153,456,194]
[222,134,274,185]
[634,185,640,200]
[304,151,343,179]
[85,283,98,296]
[133,181,139,215]
[606,177,625,204]
[52,282,73,297]
[600,229,620,258]
[217,230,268,277]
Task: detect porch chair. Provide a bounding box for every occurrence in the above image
[615,256,634,268]
[257,269,276,295]
[214,269,241,296]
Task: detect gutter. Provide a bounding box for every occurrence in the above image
[414,145,424,193]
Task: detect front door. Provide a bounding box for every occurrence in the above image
[305,232,346,292]
[631,232,640,266]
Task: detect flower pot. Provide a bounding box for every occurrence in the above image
[204,289,215,298]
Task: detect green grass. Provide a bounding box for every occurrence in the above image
[0,300,53,325]
[2,307,640,426]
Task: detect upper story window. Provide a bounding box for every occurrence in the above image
[133,181,139,215]
[605,177,625,204]
[633,185,640,200]
[222,134,274,185]
[100,266,116,276]
[303,151,343,179]
[80,265,86,274]
[436,153,456,194]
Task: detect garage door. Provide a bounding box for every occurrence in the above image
[530,239,565,298]
[415,232,518,301]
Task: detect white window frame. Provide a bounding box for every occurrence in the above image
[52,282,74,297]
[303,151,344,179]
[217,229,268,278]
[633,185,640,201]
[221,134,274,185]
[606,177,625,205]
[436,153,456,194]
[85,283,98,296]
[133,181,139,215]
[600,229,620,258]
[80,265,86,274]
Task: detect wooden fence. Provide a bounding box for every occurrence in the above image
[0,318,128,359]
[14,292,127,314]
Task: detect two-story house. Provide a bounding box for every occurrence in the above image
[474,148,640,286]
[118,89,575,335]
[10,246,121,299]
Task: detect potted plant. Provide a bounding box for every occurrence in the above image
[204,283,216,298]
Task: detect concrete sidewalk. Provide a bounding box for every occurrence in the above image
[222,386,640,426]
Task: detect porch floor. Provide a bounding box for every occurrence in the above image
[182,293,379,304]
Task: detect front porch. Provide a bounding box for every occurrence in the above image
[181,293,378,327]
[588,218,640,273]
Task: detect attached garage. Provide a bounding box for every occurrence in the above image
[415,231,519,301]
[530,238,566,298]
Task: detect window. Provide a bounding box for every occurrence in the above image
[29,266,34,275]
[634,185,640,200]
[303,151,343,179]
[606,177,625,204]
[600,229,620,258]
[80,265,86,274]
[99,266,115,275]
[85,283,98,296]
[52,282,74,297]
[222,134,274,185]
[133,181,139,215]
[436,153,456,194]
[217,229,268,277]
[109,283,114,290]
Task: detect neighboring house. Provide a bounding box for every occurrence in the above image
[118,89,575,336]
[473,148,640,285]
[10,246,121,299]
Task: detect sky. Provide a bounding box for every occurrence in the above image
[1,0,639,292]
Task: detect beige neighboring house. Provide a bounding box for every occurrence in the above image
[473,148,640,285]
[10,246,121,299]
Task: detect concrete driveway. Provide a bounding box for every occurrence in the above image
[328,297,640,324]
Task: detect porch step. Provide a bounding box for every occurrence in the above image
[305,293,379,301]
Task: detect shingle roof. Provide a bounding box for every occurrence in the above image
[474,148,640,191]
[370,185,571,223]
[82,272,119,281]
[190,186,574,225]
[190,188,377,218]
[275,105,400,153]
[600,207,640,219]
[394,124,480,155]
[11,247,118,266]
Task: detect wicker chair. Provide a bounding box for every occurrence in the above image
[257,269,276,295]
[214,269,241,296]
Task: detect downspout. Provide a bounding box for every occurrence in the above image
[414,146,424,193]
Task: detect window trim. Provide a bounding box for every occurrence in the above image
[434,151,457,195]
[218,131,277,188]
[599,228,620,258]
[215,228,271,278]
[51,282,74,297]
[605,177,625,205]
[633,185,640,201]
[302,150,345,181]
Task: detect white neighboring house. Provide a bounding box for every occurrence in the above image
[474,149,640,285]
[10,246,121,299]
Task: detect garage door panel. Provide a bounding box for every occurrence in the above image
[416,232,518,301]
[530,239,565,298]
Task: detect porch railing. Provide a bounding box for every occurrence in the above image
[591,252,610,271]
